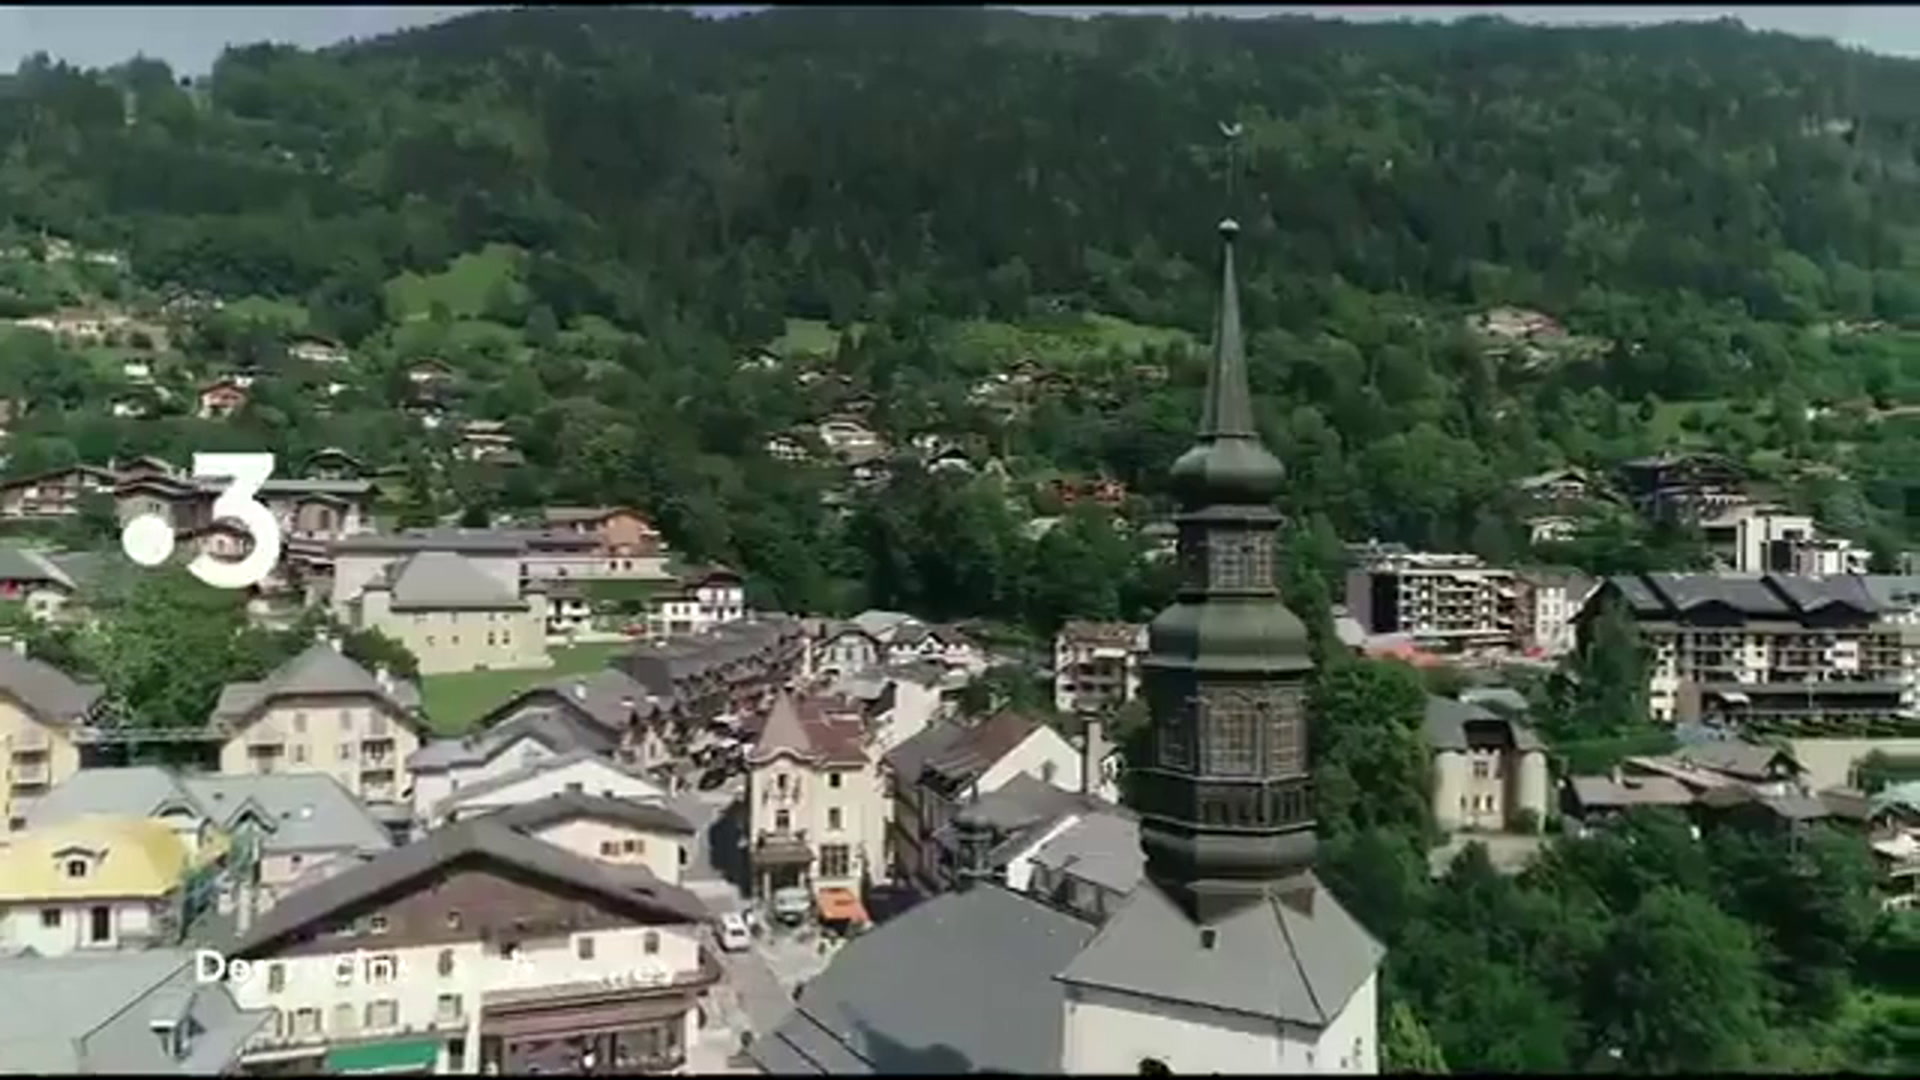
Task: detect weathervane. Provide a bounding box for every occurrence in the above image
[1219,119,1245,217]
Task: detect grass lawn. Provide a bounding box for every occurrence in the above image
[942,311,1191,371]
[773,317,855,357]
[385,243,526,321]
[223,294,310,330]
[419,641,628,736]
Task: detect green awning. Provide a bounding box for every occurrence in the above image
[325,1038,442,1075]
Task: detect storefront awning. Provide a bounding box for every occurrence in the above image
[816,886,870,925]
[325,1038,442,1075]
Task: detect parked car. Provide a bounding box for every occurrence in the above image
[717,912,753,952]
[773,886,812,926]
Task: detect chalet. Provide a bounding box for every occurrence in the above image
[1617,451,1748,522]
[197,377,248,419]
[0,546,78,621]
[815,417,884,463]
[287,335,350,366]
[646,565,746,638]
[541,506,665,558]
[0,465,119,520]
[303,447,367,481]
[1049,476,1128,510]
[764,432,812,463]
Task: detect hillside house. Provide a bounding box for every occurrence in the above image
[197,378,249,419]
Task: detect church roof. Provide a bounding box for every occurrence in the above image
[1055,872,1382,1028]
[751,885,1094,1074]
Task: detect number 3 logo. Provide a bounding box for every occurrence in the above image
[190,453,283,590]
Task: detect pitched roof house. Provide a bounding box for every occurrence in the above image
[221,817,717,1075]
[0,949,271,1073]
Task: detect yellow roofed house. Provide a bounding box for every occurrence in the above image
[0,815,220,956]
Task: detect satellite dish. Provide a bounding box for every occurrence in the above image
[1219,121,1244,139]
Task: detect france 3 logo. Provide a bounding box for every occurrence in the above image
[119,453,283,590]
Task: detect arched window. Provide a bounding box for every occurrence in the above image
[1139,1059,1172,1076]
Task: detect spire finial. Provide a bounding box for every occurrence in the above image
[1219,119,1245,217]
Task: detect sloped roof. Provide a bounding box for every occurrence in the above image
[0,546,74,588]
[408,707,614,771]
[748,693,869,769]
[920,710,1044,787]
[487,791,695,837]
[210,643,421,732]
[376,551,525,610]
[229,816,705,955]
[1028,809,1144,896]
[0,649,106,725]
[430,749,666,818]
[752,885,1095,1074]
[0,951,269,1074]
[1604,573,1884,621]
[182,774,393,855]
[1056,874,1383,1028]
[1672,740,1799,782]
[0,816,191,901]
[1422,695,1545,753]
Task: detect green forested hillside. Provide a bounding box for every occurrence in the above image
[4,9,1920,615]
[3,11,1920,1073]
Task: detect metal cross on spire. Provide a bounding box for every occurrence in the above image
[1219,119,1245,216]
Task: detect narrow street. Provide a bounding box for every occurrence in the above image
[670,781,806,1044]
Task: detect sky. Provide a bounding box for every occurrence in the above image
[0,5,1909,76]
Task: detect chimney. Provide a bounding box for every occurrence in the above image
[572,682,587,701]
[1079,717,1108,797]
[6,638,23,657]
[620,695,635,714]
[374,666,392,691]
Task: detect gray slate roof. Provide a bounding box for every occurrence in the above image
[377,550,525,610]
[23,767,393,856]
[1027,809,1145,896]
[230,816,705,955]
[1672,740,1799,781]
[752,885,1096,1074]
[487,791,695,837]
[1605,572,1885,620]
[431,749,664,818]
[0,648,105,725]
[1423,695,1545,753]
[409,706,614,771]
[211,643,421,732]
[1056,873,1384,1028]
[0,546,74,588]
[0,950,269,1074]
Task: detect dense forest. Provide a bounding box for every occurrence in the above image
[3,10,1920,622]
[1,8,1919,1072]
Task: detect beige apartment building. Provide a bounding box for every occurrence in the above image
[211,642,430,808]
[350,551,552,675]
[1591,573,1908,733]
[1345,549,1518,655]
[746,693,890,902]
[1052,620,1147,715]
[0,645,110,826]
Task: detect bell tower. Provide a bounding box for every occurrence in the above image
[1131,213,1319,924]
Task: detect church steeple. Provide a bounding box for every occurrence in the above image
[1134,212,1318,925]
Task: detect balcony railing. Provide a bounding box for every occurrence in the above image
[244,1015,464,1055]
